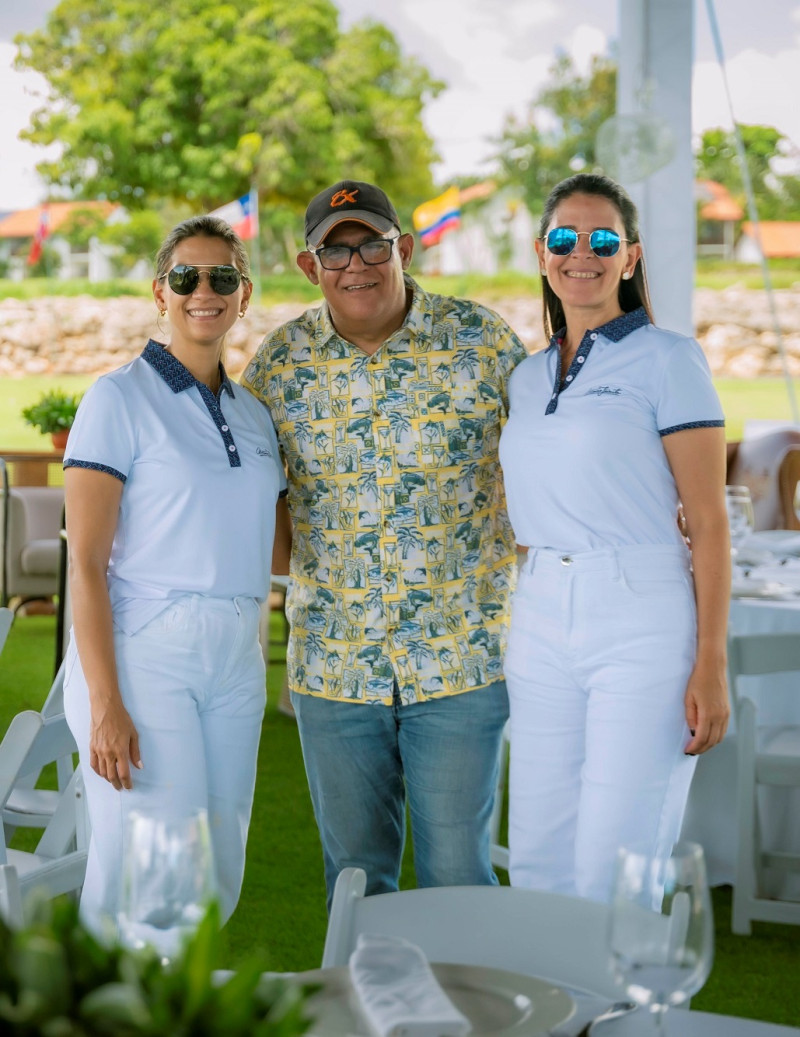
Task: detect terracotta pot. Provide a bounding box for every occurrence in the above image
[51,429,70,450]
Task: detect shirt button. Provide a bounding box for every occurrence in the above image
[221,424,229,432]
[560,555,573,565]
[590,333,598,340]
[565,375,573,381]
[577,356,585,363]
[228,444,237,452]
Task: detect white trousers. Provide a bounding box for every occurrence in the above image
[505,546,698,902]
[64,594,266,934]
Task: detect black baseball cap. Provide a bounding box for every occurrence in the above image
[305,180,401,248]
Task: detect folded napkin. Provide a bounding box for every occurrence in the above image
[349,933,471,1037]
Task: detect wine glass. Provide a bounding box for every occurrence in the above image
[608,841,714,1035]
[118,807,217,963]
[725,486,755,564]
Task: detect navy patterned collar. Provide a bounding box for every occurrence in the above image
[547,306,650,351]
[143,340,235,398]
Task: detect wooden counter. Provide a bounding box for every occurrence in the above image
[0,450,65,487]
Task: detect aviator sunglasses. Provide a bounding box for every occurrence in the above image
[161,264,244,296]
[545,227,629,258]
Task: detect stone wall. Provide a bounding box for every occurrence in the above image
[1,287,799,380]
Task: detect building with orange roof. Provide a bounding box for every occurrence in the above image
[695,180,744,260]
[736,221,800,262]
[0,200,121,280]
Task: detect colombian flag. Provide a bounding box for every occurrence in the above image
[413,186,461,248]
[210,189,259,240]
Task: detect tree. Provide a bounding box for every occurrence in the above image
[14,0,442,245]
[695,124,800,221]
[493,52,616,216]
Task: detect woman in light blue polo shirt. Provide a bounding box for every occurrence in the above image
[499,174,730,901]
[63,215,286,936]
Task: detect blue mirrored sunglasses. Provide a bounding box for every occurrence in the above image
[545,227,629,258]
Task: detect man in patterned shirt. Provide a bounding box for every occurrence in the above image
[242,180,528,905]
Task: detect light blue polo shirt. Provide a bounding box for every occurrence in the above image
[498,308,724,552]
[64,340,286,633]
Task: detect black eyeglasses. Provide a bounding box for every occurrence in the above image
[544,227,630,258]
[160,264,244,295]
[309,237,399,271]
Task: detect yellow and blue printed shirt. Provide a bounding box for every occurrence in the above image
[242,275,528,705]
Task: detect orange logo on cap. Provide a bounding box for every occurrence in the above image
[330,188,358,207]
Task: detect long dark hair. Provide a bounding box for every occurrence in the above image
[538,173,653,341]
[154,215,251,280]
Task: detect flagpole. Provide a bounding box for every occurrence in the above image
[249,184,261,306]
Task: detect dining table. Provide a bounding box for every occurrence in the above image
[680,530,800,893]
[283,964,800,1036]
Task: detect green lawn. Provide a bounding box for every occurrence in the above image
[2,257,798,301]
[3,373,800,450]
[0,616,798,1027]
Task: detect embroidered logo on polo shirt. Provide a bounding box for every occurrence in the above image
[256,446,273,457]
[585,385,623,397]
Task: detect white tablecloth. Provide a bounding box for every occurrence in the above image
[609,1009,800,1036]
[681,596,800,887]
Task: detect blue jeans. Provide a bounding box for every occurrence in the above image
[291,681,509,907]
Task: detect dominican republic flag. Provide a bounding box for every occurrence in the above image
[210,189,258,240]
[412,186,461,248]
[27,205,51,265]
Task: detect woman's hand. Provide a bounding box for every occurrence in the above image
[683,658,730,755]
[89,698,142,790]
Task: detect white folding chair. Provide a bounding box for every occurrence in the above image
[0,710,88,926]
[322,867,626,1000]
[727,632,800,934]
[2,663,72,841]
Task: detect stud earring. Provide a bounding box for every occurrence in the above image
[540,268,547,276]
[622,272,632,280]
[159,308,167,316]
[239,308,247,319]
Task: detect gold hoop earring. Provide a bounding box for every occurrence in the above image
[239,309,247,319]
[159,308,167,317]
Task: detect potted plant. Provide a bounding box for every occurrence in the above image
[0,896,315,1036]
[21,389,83,450]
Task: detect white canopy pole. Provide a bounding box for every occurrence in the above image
[617,0,695,337]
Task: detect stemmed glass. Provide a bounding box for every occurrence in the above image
[118,807,217,963]
[608,841,714,1035]
[725,486,755,565]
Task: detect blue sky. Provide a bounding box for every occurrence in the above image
[1,0,799,208]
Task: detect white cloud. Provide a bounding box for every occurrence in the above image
[693,46,800,150]
[0,41,56,210]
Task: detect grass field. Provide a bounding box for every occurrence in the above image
[1,256,798,302]
[1,616,798,1027]
[2,373,799,448]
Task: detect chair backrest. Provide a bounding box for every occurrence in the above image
[322,868,625,999]
[727,632,800,700]
[0,711,76,796]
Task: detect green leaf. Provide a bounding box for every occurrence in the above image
[79,981,152,1032]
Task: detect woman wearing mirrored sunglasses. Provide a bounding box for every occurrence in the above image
[499,173,730,902]
[61,215,286,941]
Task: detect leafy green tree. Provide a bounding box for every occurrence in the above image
[695,124,800,220]
[493,52,616,216]
[101,211,165,273]
[15,0,442,252]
